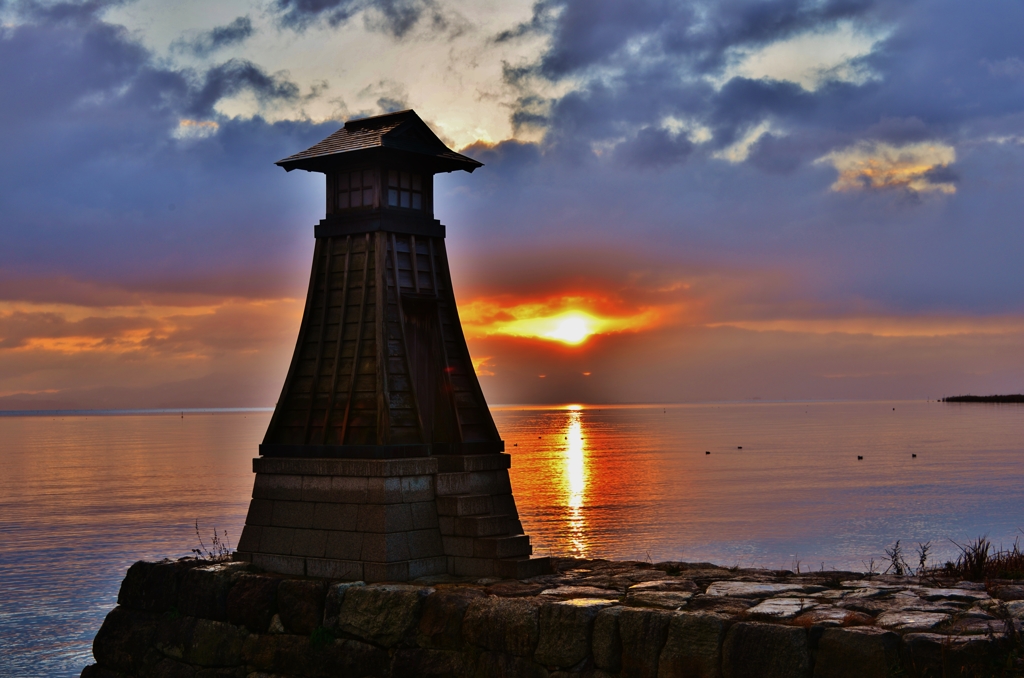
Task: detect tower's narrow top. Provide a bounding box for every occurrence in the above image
[276,109,482,174]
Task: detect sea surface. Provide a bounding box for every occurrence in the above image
[1,400,1023,676]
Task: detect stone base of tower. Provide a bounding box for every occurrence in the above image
[235,454,550,582]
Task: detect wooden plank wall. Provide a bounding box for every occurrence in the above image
[263,232,500,449]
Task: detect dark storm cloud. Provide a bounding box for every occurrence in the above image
[186,59,301,117]
[172,16,255,58]
[613,127,695,168]
[271,0,443,38]
[0,1,337,300]
[441,0,1024,316]
[504,0,885,79]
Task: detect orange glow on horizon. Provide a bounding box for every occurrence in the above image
[460,294,667,346]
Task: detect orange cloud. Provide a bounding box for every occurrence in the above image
[817,141,956,194]
[459,294,672,345]
[708,315,1024,338]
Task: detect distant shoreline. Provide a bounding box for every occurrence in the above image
[0,407,274,417]
[943,394,1024,403]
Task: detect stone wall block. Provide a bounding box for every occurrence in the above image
[491,494,520,519]
[435,472,468,496]
[271,501,316,529]
[306,557,363,580]
[330,475,369,503]
[360,532,410,562]
[619,607,674,678]
[443,536,475,558]
[657,612,730,678]
[401,475,435,503]
[337,583,435,646]
[291,529,329,558]
[181,618,247,667]
[250,553,305,577]
[410,500,440,529]
[436,494,492,517]
[535,599,612,668]
[323,581,366,631]
[259,526,297,555]
[300,474,334,502]
[812,626,901,678]
[417,587,487,650]
[242,633,387,677]
[991,585,1024,601]
[312,502,358,531]
[366,477,404,504]
[149,657,196,678]
[277,579,328,635]
[450,556,496,578]
[252,473,303,501]
[357,503,413,533]
[225,574,281,633]
[324,531,363,561]
[407,528,444,559]
[721,622,811,678]
[152,613,197,663]
[472,650,549,678]
[408,556,448,579]
[494,469,513,494]
[364,561,410,582]
[593,605,626,672]
[92,606,162,674]
[177,564,247,621]
[236,525,261,553]
[244,499,274,526]
[118,560,203,612]
[463,596,541,657]
[390,648,468,678]
[901,633,999,678]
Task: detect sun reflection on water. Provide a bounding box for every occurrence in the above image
[564,407,589,556]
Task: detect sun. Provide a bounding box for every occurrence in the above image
[545,313,595,345]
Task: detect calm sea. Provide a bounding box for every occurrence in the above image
[1,401,1022,676]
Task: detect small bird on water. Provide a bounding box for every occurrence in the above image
[857,455,863,460]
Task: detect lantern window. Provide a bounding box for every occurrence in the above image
[336,169,375,210]
[388,171,423,210]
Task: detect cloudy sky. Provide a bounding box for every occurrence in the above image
[1,0,1022,408]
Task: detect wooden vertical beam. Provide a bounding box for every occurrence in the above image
[303,237,333,443]
[428,238,439,296]
[321,235,351,444]
[339,233,371,445]
[374,232,391,444]
[391,233,426,442]
[410,234,420,293]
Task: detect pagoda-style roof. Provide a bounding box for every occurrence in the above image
[276,109,482,174]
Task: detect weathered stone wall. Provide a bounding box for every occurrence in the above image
[83,557,1024,678]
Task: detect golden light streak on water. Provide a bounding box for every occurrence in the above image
[563,406,589,556]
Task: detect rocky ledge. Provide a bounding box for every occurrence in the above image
[83,557,1024,678]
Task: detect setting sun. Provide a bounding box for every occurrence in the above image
[459,296,665,346]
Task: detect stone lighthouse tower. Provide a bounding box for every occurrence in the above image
[235,110,549,582]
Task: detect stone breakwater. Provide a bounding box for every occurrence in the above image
[83,557,1024,678]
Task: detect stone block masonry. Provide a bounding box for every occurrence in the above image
[83,557,1024,678]
[235,454,550,582]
